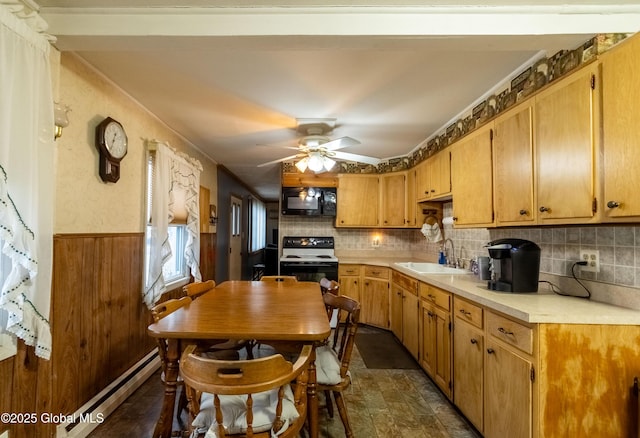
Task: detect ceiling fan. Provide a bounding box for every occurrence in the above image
[257,118,381,173]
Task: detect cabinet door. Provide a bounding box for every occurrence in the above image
[453,319,484,432]
[432,150,451,198]
[420,302,436,376]
[535,66,597,222]
[415,158,432,201]
[451,124,494,227]
[601,35,640,219]
[494,102,535,225]
[390,283,404,339]
[402,290,420,359]
[433,306,452,398]
[338,275,360,304]
[381,172,406,226]
[485,341,533,438]
[361,278,389,328]
[336,175,379,226]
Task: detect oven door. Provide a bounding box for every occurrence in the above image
[280,261,338,282]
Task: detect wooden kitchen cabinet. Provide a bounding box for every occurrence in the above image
[601,34,640,220]
[416,150,451,201]
[391,271,419,359]
[450,124,494,227]
[361,266,390,328]
[493,101,536,226]
[380,172,407,227]
[534,63,599,224]
[338,264,361,304]
[419,283,452,399]
[453,297,484,433]
[336,174,379,227]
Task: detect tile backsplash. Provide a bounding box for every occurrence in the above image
[280,202,640,292]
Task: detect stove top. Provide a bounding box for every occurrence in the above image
[280,236,338,263]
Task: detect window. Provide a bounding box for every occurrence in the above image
[143,145,202,306]
[249,198,266,253]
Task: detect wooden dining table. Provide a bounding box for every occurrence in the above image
[147,280,331,438]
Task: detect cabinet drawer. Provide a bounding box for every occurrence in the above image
[454,297,483,329]
[486,312,533,355]
[339,264,361,276]
[392,271,418,294]
[419,283,451,311]
[364,266,389,279]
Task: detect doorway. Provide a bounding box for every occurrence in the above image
[229,195,242,280]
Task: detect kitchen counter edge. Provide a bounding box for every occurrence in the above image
[338,257,640,325]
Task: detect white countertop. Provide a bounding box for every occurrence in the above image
[340,256,640,325]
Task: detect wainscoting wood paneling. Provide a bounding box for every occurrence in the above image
[0,231,217,437]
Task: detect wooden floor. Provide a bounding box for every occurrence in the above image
[88,327,480,438]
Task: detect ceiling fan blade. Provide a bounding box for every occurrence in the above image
[332,151,381,166]
[257,153,304,167]
[322,136,361,151]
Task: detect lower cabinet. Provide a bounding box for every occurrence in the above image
[453,297,484,432]
[361,266,390,328]
[391,271,419,359]
[419,283,452,399]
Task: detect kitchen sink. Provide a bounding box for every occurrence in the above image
[394,262,470,275]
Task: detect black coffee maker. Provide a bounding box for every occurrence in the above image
[486,238,541,292]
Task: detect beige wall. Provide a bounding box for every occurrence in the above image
[54,52,217,234]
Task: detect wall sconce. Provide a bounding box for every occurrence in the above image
[54,102,71,140]
[209,204,218,225]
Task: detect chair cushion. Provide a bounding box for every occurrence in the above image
[315,345,342,385]
[192,384,299,437]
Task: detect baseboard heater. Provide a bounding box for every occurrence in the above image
[56,350,160,438]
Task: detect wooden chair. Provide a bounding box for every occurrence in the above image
[150,296,192,423]
[183,279,215,299]
[316,293,360,438]
[180,343,313,438]
[260,275,298,283]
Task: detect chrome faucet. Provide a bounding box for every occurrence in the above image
[443,238,457,268]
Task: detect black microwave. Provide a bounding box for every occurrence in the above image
[281,187,337,216]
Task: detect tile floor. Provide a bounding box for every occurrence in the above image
[88,327,481,438]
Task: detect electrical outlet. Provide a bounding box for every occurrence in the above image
[579,249,600,273]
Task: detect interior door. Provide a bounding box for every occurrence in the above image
[229,195,242,280]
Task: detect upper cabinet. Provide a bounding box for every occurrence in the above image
[336,174,379,227]
[534,64,599,224]
[416,150,451,201]
[601,35,640,220]
[493,101,535,226]
[451,124,495,228]
[336,171,419,228]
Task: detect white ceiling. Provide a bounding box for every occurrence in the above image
[38,1,640,200]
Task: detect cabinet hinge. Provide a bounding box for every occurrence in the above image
[448,321,452,332]
[592,198,597,213]
[489,128,494,141]
[530,366,535,382]
[590,74,596,90]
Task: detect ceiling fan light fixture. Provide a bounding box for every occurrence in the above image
[307,152,324,172]
[323,156,336,171]
[295,157,308,172]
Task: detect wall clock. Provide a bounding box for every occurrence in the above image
[95,116,128,183]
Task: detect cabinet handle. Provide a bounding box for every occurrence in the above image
[452,216,458,222]
[498,327,514,336]
[470,338,477,344]
[424,190,429,195]
[427,311,434,317]
[487,348,495,354]
[519,209,528,216]
[428,294,436,301]
[430,189,435,193]
[459,309,471,316]
[539,206,550,213]
[607,201,621,209]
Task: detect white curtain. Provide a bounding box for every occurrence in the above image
[0,5,54,359]
[144,142,202,308]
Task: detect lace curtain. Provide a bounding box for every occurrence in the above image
[144,142,202,308]
[0,5,54,359]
